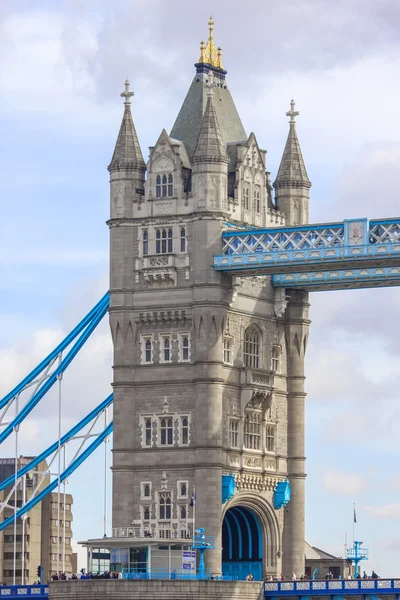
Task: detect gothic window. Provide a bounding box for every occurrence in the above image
[223,337,232,364]
[168,173,173,196]
[160,335,171,363]
[229,418,239,448]
[159,417,174,446]
[141,482,151,499]
[162,174,168,197]
[180,416,189,445]
[255,186,261,213]
[271,345,281,373]
[244,410,261,450]
[159,492,172,520]
[141,335,153,364]
[178,481,188,499]
[155,228,173,254]
[266,423,275,453]
[180,505,187,519]
[145,419,152,447]
[143,229,148,255]
[243,185,250,210]
[244,327,260,368]
[178,333,190,362]
[143,506,150,521]
[156,175,161,198]
[180,226,186,252]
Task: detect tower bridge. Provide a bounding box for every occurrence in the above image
[1,16,400,599]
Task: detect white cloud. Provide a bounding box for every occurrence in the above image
[366,503,400,519]
[323,470,365,495]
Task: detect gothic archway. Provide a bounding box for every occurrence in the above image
[222,506,263,580]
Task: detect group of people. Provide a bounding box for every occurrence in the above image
[262,570,381,581]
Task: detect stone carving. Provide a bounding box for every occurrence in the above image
[251,372,270,386]
[162,396,169,413]
[148,257,169,267]
[154,157,174,171]
[234,472,279,491]
[229,455,240,467]
[154,202,173,216]
[244,456,262,468]
[160,472,168,490]
[274,288,288,317]
[113,181,125,217]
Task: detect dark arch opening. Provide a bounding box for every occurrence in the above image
[222,506,263,581]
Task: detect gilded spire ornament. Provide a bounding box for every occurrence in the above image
[198,16,223,68]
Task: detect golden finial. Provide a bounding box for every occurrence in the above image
[198,16,223,69]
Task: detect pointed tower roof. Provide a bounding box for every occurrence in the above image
[108,80,145,172]
[170,17,246,160]
[274,100,311,188]
[192,71,229,164]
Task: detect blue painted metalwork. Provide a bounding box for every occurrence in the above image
[264,578,400,597]
[246,506,263,559]
[222,473,236,503]
[233,507,253,559]
[272,266,400,290]
[214,217,400,275]
[192,528,215,579]
[226,509,242,559]
[224,509,233,559]
[0,292,109,411]
[121,568,212,580]
[274,479,291,509]
[346,541,368,578]
[0,421,113,531]
[0,296,109,445]
[0,394,113,492]
[0,584,48,597]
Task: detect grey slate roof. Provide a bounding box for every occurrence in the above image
[170,75,247,160]
[108,105,145,172]
[192,94,229,163]
[274,122,311,188]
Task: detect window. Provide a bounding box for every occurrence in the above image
[162,174,167,197]
[229,419,239,448]
[155,228,173,254]
[244,411,261,449]
[180,505,187,519]
[168,173,173,196]
[160,335,171,363]
[141,335,153,364]
[244,327,260,368]
[180,226,186,252]
[143,229,148,255]
[143,506,150,521]
[177,481,188,499]
[223,337,232,364]
[266,423,275,452]
[159,492,172,520]
[271,345,281,373]
[156,175,161,198]
[243,185,250,210]
[144,418,152,447]
[180,417,189,445]
[179,333,190,362]
[159,417,174,446]
[255,186,261,213]
[141,482,151,499]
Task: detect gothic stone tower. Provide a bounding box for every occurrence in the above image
[108,19,311,579]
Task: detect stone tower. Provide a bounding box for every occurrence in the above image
[108,18,311,579]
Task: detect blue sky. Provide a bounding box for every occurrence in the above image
[1,0,400,576]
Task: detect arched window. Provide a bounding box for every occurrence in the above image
[167,228,173,253]
[145,339,152,363]
[160,417,173,445]
[145,419,152,447]
[244,410,261,449]
[143,483,151,498]
[159,492,172,520]
[143,229,148,255]
[180,505,187,519]
[180,226,186,252]
[143,506,150,521]
[162,174,168,197]
[244,327,260,368]
[156,175,161,198]
[271,345,281,372]
[243,185,250,210]
[180,482,187,497]
[168,173,173,196]
[156,228,173,254]
[255,186,261,213]
[266,423,275,452]
[181,417,189,445]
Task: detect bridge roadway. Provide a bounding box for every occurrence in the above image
[264,578,400,598]
[214,218,400,290]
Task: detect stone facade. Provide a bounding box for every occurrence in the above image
[108,22,311,579]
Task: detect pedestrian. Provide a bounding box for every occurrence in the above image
[292,573,297,581]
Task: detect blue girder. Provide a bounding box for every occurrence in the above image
[264,579,400,597]
[272,266,400,291]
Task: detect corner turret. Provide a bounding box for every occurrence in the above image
[274,100,311,225]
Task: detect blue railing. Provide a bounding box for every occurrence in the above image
[264,578,400,596]
[0,584,49,598]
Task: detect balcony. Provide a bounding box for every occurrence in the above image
[134,254,190,287]
[111,526,193,541]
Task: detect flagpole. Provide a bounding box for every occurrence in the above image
[193,484,196,537]
[353,503,355,545]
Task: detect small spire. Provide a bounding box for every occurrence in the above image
[121,79,134,106]
[192,74,228,164]
[274,100,311,189]
[108,79,145,173]
[286,99,299,124]
[197,16,223,68]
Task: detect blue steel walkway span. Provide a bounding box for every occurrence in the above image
[214,218,400,279]
[0,584,49,598]
[264,578,400,597]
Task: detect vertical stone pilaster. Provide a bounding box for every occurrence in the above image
[282,290,310,577]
